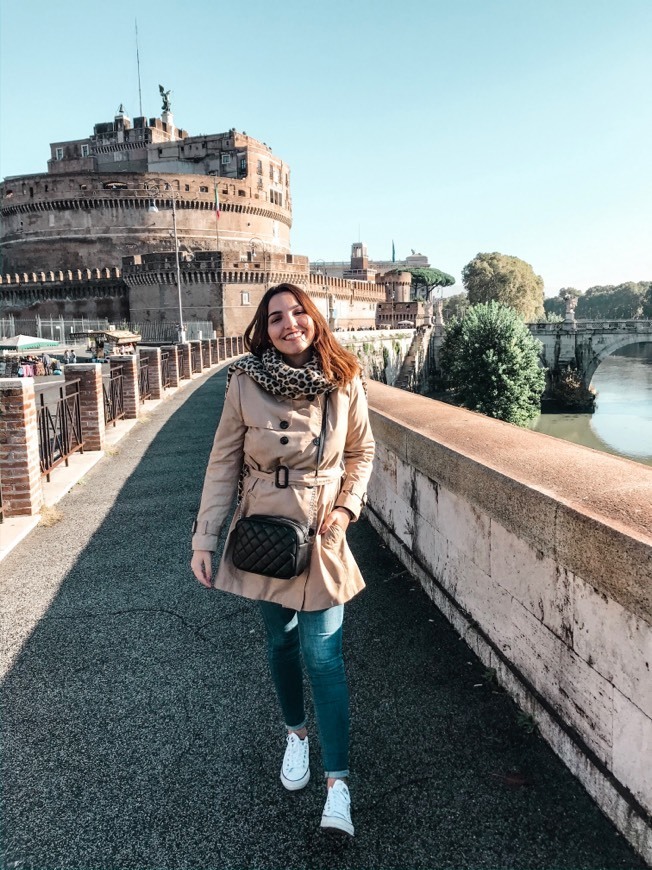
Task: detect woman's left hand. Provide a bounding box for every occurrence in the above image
[319,507,352,536]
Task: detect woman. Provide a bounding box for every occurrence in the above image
[191,284,374,837]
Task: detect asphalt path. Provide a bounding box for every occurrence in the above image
[0,368,644,870]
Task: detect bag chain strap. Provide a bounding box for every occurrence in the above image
[306,392,330,535]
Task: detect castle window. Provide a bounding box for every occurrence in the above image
[239,158,247,170]
[199,185,209,193]
[238,189,246,197]
[257,160,263,175]
[241,292,250,305]
[81,144,89,157]
[55,147,64,160]
[221,154,232,165]
[185,184,190,191]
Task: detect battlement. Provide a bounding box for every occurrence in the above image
[0,268,122,287]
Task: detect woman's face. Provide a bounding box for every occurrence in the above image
[266,291,316,367]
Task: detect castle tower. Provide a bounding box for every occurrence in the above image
[1,109,293,273]
[380,271,412,303]
[350,242,369,272]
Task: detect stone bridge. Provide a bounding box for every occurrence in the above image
[429,307,652,389]
[1,350,651,865]
[527,319,652,387]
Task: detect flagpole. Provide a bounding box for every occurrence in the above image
[214,178,220,253]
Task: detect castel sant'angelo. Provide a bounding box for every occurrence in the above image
[0,95,415,335]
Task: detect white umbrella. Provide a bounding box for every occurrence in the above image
[0,334,61,351]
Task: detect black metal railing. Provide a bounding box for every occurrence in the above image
[36,380,84,482]
[139,358,151,402]
[191,343,202,374]
[178,345,189,379]
[161,352,171,389]
[103,366,125,427]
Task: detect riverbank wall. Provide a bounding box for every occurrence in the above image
[366,380,652,863]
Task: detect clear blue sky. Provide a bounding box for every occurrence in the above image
[1,0,650,295]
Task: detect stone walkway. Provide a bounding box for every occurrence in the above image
[0,368,645,870]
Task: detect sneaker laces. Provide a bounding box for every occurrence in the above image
[284,733,308,774]
[324,780,351,819]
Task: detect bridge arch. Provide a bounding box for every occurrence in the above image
[583,333,652,386]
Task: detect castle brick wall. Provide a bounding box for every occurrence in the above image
[1,171,292,273]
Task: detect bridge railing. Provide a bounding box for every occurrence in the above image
[529,319,652,332]
[0,336,247,520]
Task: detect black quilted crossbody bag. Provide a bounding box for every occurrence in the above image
[231,394,329,580]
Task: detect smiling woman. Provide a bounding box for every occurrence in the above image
[189,282,375,838]
[266,291,316,367]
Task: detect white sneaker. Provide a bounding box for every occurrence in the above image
[320,780,354,837]
[280,732,310,791]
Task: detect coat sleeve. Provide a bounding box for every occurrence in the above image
[191,373,246,552]
[334,377,375,521]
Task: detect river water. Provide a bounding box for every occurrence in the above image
[531,343,652,467]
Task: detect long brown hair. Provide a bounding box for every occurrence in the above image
[244,284,361,386]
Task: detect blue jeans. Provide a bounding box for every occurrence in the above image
[258,601,349,778]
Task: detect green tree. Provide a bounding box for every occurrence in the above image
[391,267,455,300]
[576,282,650,319]
[643,284,652,318]
[462,252,544,321]
[440,301,546,426]
[442,292,469,321]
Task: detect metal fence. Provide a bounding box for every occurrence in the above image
[127,321,214,344]
[191,344,202,374]
[0,317,215,345]
[161,352,171,389]
[139,358,151,402]
[103,367,125,427]
[0,317,112,342]
[35,380,84,481]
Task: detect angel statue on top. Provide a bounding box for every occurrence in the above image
[159,85,172,113]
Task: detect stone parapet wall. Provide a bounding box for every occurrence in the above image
[365,381,652,862]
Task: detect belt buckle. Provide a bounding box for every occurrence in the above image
[275,465,290,488]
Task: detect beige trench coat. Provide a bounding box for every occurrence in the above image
[191,370,375,611]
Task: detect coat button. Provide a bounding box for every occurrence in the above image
[280,436,289,445]
[279,420,289,429]
[313,437,320,446]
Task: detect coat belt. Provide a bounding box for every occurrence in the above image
[246,466,343,488]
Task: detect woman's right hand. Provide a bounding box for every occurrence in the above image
[191,550,213,588]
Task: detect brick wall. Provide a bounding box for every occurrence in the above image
[0,379,43,516]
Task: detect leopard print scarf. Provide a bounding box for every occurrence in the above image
[226,347,365,503]
[226,347,336,400]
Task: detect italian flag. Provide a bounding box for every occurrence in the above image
[214,182,220,219]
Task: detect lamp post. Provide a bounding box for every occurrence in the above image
[148,188,186,343]
[312,259,326,276]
